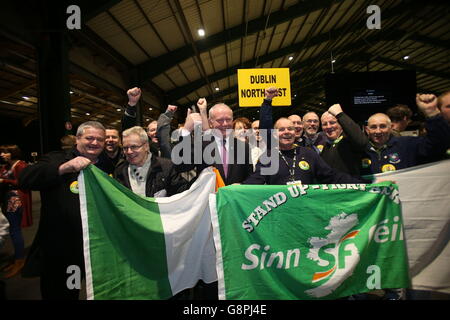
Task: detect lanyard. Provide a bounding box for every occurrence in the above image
[278,148,297,182]
[332,135,344,147]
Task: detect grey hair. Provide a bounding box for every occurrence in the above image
[208,103,232,119]
[122,126,149,144]
[76,121,105,137]
[367,113,392,126]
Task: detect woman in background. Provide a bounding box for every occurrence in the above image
[0,144,32,278]
[232,117,252,142]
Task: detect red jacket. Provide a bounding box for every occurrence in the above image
[1,160,33,227]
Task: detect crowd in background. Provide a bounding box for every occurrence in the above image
[0,87,449,300]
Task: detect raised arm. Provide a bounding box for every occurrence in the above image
[122,87,142,131]
[197,98,210,131]
[157,104,177,159]
[415,93,450,158]
[328,104,368,150]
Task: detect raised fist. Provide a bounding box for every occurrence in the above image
[127,87,141,106]
[328,104,343,117]
[416,93,439,117]
[197,98,207,112]
[184,109,203,133]
[265,87,279,100]
[167,105,177,113]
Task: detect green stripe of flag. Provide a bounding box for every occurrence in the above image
[80,165,172,299]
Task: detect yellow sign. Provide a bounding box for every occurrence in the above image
[237,68,291,107]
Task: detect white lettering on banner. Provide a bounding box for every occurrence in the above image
[242,184,369,232]
[241,244,300,270]
[368,186,400,204]
[368,216,403,243]
[242,192,287,232]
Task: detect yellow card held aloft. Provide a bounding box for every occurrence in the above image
[238,68,291,107]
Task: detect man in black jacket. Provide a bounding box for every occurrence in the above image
[19,121,110,300]
[244,118,367,185]
[320,104,368,177]
[115,126,189,197]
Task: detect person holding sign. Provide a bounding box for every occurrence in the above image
[243,116,368,185]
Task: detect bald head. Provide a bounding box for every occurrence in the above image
[365,113,392,147]
[303,112,320,138]
[288,114,303,138]
[275,118,296,150]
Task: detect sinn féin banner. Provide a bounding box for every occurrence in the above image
[210,182,410,300]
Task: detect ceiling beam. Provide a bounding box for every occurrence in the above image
[137,0,345,82]
[166,29,398,102]
[0,80,35,99]
[375,57,450,80]
[81,0,122,22]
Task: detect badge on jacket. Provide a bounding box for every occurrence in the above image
[299,161,310,170]
[317,145,324,153]
[361,158,371,168]
[388,153,401,164]
[381,164,396,172]
[70,181,79,194]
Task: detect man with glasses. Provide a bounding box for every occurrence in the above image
[114,126,189,197]
[302,112,328,154]
[19,121,111,299]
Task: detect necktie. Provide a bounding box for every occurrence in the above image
[222,138,228,177]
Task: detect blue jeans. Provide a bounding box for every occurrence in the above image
[5,208,25,259]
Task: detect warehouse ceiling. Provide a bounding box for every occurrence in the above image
[0,0,449,128]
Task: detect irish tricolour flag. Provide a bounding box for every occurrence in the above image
[78,165,217,300]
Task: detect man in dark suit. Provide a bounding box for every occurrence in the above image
[174,102,253,185]
[19,121,110,300]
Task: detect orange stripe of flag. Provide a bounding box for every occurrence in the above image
[312,266,336,282]
[341,230,359,242]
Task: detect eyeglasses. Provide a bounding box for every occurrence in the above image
[305,119,319,124]
[122,143,146,152]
